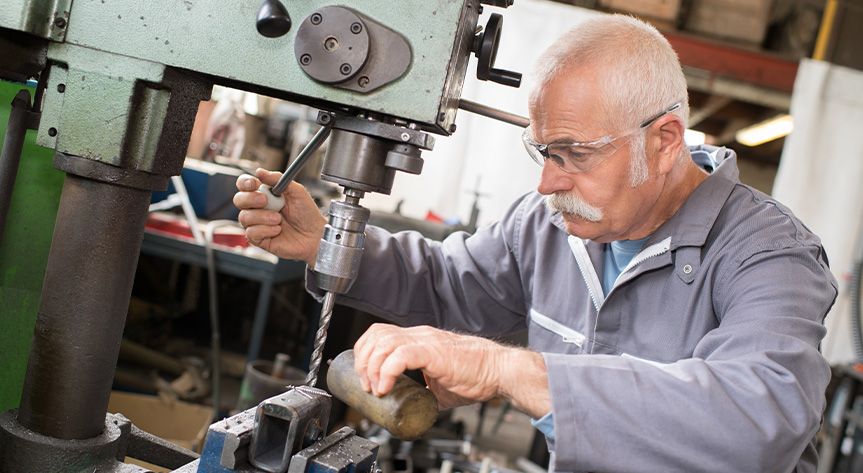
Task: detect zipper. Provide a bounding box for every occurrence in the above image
[529,309,587,347]
[619,237,672,276]
[568,236,604,312]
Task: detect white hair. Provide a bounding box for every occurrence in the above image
[529,15,689,130]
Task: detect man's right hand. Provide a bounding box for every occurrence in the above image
[233,168,327,268]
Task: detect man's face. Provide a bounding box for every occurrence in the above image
[528,72,663,243]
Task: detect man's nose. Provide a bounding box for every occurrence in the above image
[537,161,573,196]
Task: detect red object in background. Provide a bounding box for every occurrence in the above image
[145,213,249,248]
[425,211,444,223]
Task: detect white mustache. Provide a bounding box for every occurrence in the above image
[544,193,603,222]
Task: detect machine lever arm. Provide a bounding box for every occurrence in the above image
[261,119,333,211]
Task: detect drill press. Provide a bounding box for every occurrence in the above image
[0,1,522,471]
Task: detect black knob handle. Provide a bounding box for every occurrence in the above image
[256,0,292,38]
[472,14,521,88]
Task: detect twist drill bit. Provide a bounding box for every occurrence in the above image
[305,291,335,386]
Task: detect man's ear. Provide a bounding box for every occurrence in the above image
[652,115,685,176]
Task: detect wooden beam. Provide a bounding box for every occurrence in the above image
[664,32,799,92]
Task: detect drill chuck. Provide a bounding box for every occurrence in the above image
[315,196,371,294]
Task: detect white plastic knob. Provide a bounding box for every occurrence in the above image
[259,184,286,212]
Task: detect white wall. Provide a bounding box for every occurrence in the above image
[772,58,863,365]
[360,1,602,227]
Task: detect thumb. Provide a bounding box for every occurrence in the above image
[255,168,283,187]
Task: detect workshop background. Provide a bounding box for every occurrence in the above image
[2,0,863,472]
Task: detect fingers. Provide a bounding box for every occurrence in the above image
[353,324,437,396]
[236,174,260,192]
[256,168,283,186]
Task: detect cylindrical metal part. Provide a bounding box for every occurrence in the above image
[306,291,335,387]
[321,130,396,194]
[0,90,36,251]
[17,173,152,440]
[327,349,438,441]
[271,123,332,196]
[314,197,370,294]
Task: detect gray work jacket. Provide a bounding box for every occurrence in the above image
[309,146,837,472]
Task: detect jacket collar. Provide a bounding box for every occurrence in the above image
[546,145,739,251]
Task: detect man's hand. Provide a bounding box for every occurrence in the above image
[353,324,552,418]
[233,168,327,267]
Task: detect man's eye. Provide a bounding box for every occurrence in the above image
[558,146,596,163]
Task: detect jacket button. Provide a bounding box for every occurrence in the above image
[683,264,692,274]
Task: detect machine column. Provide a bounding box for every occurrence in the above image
[16,173,152,439]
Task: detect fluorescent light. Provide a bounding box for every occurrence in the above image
[736,115,793,147]
[685,129,706,146]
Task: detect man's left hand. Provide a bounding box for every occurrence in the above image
[352,323,552,417]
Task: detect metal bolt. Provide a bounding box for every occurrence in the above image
[48,127,57,137]
[449,124,457,133]
[400,132,410,142]
[301,54,312,65]
[310,13,322,25]
[683,264,692,274]
[55,18,66,28]
[324,36,339,52]
[350,22,362,34]
[57,83,65,93]
[340,63,352,75]
[319,113,332,124]
[358,76,370,88]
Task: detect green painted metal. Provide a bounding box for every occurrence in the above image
[0,0,73,41]
[36,42,170,169]
[0,81,65,411]
[60,0,477,131]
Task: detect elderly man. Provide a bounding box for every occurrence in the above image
[234,15,836,472]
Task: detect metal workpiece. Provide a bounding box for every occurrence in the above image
[249,386,332,473]
[327,350,439,442]
[16,174,153,440]
[287,426,378,473]
[294,6,411,93]
[0,89,40,251]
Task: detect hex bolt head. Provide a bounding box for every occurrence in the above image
[358,76,370,88]
[340,63,352,75]
[301,54,312,65]
[311,13,322,25]
[350,22,362,34]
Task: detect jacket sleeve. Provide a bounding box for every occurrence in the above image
[305,194,534,336]
[544,243,836,473]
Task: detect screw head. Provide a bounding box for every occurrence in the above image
[54,18,66,28]
[48,127,58,137]
[300,54,312,65]
[357,76,370,88]
[400,132,410,142]
[350,22,362,34]
[57,83,65,93]
[340,63,352,75]
[310,13,322,25]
